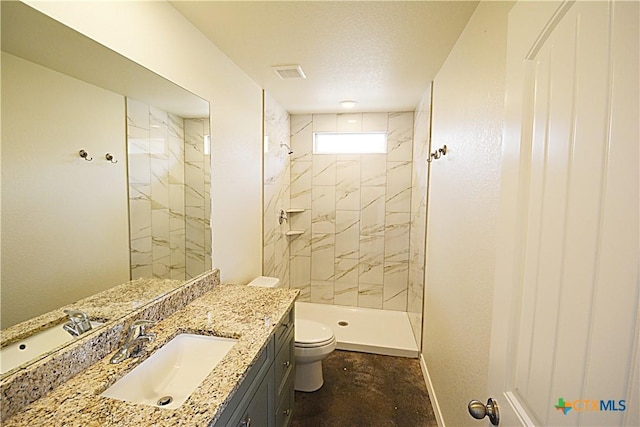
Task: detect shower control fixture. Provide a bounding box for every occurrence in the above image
[78,149,93,161]
[279,209,288,225]
[280,142,294,155]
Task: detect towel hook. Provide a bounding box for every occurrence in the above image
[105,153,118,164]
[428,145,447,162]
[79,149,93,161]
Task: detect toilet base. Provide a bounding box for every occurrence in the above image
[294,360,324,392]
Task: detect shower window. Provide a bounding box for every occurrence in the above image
[313,132,387,154]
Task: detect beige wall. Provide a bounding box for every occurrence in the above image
[1,53,130,327]
[25,1,264,285]
[420,1,514,426]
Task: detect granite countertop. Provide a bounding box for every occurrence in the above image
[1,277,184,348]
[3,284,298,426]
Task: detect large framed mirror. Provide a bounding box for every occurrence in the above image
[1,1,211,375]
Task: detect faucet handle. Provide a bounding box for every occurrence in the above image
[64,309,89,322]
[130,319,155,328]
[63,309,92,335]
[128,319,156,338]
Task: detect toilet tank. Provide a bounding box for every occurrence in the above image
[248,276,281,288]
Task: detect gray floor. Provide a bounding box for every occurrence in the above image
[290,350,438,427]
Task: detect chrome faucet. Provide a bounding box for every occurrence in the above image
[110,319,156,364]
[62,309,93,337]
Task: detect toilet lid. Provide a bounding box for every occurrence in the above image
[295,319,334,345]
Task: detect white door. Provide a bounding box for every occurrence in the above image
[484,1,639,426]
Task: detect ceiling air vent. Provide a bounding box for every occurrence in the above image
[272,65,307,80]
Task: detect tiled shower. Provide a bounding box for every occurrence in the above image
[127,99,212,281]
[264,88,432,345]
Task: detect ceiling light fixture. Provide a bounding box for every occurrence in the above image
[340,100,357,109]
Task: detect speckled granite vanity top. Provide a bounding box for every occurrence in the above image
[1,277,183,348]
[3,283,298,426]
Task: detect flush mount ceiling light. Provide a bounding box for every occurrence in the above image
[340,100,357,109]
[272,65,306,80]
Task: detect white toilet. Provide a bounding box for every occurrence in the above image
[248,276,336,392]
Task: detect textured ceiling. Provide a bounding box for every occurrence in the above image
[171,1,478,114]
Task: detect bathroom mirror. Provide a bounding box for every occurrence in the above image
[0,1,211,375]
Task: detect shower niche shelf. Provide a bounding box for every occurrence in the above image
[286,208,305,213]
[285,230,304,236]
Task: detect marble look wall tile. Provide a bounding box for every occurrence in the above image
[289,215,312,258]
[151,208,170,252]
[290,161,312,209]
[290,255,311,301]
[336,158,361,211]
[127,102,209,283]
[383,262,409,311]
[150,159,170,210]
[185,180,205,208]
[290,255,311,286]
[127,98,150,130]
[358,283,383,309]
[184,119,205,162]
[360,187,386,236]
[335,210,360,259]
[385,212,411,263]
[334,258,359,306]
[359,235,384,285]
[386,161,412,213]
[334,281,358,307]
[310,280,334,304]
[289,209,311,231]
[129,184,151,240]
[168,143,185,187]
[263,242,275,277]
[185,162,205,197]
[311,233,335,281]
[362,113,389,132]
[387,112,414,162]
[311,186,335,234]
[152,255,171,278]
[312,114,337,132]
[360,154,387,187]
[291,115,313,162]
[128,126,151,185]
[286,111,419,311]
[131,236,152,279]
[169,184,186,219]
[312,155,336,186]
[185,249,205,279]
[335,257,359,283]
[337,113,363,132]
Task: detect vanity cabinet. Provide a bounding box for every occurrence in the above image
[274,309,295,427]
[211,308,295,427]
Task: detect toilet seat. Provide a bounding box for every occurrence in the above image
[295,319,335,348]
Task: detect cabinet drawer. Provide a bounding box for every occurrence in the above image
[274,326,295,395]
[275,373,295,427]
[274,307,294,352]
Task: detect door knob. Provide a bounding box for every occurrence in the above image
[468,398,500,425]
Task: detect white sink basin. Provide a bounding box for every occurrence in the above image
[101,333,237,409]
[1,321,103,374]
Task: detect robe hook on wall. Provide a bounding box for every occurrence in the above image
[105,153,118,163]
[78,149,93,161]
[427,145,447,162]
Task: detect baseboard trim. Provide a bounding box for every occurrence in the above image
[420,354,446,427]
